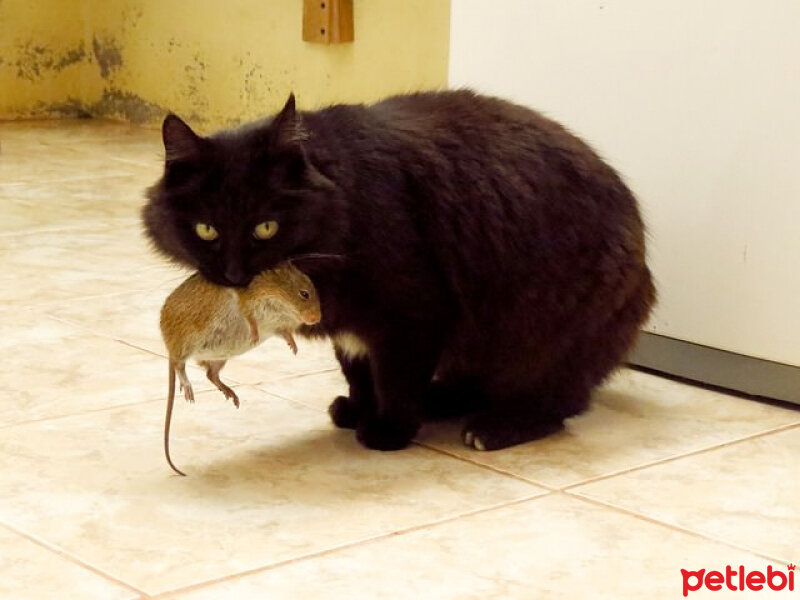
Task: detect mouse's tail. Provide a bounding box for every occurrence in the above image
[165,361,186,477]
[168,360,175,403]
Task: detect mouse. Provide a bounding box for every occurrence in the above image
[159,261,321,476]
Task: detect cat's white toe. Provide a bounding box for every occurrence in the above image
[463,431,487,450]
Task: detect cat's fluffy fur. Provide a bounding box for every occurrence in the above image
[143,90,655,451]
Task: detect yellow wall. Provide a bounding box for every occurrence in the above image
[1,0,450,128]
[0,0,99,118]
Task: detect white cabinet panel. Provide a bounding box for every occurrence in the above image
[450,0,800,365]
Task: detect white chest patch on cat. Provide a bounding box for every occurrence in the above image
[334,332,369,359]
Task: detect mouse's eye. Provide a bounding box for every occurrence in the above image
[253,221,279,240]
[299,289,311,300]
[194,223,218,241]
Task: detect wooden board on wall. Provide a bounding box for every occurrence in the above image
[303,0,354,44]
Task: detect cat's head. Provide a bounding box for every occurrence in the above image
[142,94,342,287]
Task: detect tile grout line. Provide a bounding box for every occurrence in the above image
[244,366,341,387]
[0,381,256,430]
[0,520,151,599]
[40,313,172,361]
[150,490,553,598]
[9,258,799,590]
[0,368,338,431]
[0,172,148,187]
[253,382,558,492]
[236,387,800,495]
[12,289,169,310]
[40,314,174,360]
[11,311,800,488]
[247,373,800,494]
[384,417,800,494]
[414,441,559,491]
[564,491,794,566]
[560,420,800,491]
[42,313,341,388]
[0,395,168,430]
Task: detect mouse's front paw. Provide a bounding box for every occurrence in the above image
[356,415,419,451]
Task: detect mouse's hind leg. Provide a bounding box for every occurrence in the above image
[200,360,239,408]
[174,361,195,403]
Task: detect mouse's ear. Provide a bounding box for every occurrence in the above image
[162,114,204,163]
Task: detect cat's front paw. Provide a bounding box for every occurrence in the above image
[356,415,419,451]
[328,396,361,429]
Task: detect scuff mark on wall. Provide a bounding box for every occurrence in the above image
[242,62,271,107]
[13,41,86,80]
[54,46,85,70]
[36,97,92,118]
[180,51,210,119]
[29,90,166,123]
[166,38,183,53]
[89,89,167,123]
[91,36,123,79]
[3,0,450,126]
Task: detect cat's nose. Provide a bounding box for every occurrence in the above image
[224,265,247,287]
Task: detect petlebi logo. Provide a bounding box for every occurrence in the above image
[681,563,795,596]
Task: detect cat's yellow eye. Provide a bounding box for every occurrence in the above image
[253,221,279,240]
[194,223,218,241]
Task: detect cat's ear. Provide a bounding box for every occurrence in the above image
[162,114,203,162]
[270,93,308,148]
[269,94,335,192]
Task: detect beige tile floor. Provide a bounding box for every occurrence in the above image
[1,120,799,599]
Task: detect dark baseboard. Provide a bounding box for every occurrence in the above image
[627,332,800,406]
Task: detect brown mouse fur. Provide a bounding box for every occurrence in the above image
[160,262,321,476]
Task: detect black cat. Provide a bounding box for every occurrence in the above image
[143,90,655,451]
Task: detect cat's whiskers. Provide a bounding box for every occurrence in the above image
[288,252,346,263]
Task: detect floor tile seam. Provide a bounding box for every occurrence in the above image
[0,367,246,431]
[116,338,168,359]
[7,290,161,310]
[107,156,162,168]
[92,339,337,388]
[31,314,342,404]
[65,134,159,143]
[39,313,175,360]
[0,395,172,430]
[246,378,552,493]
[0,519,150,598]
[37,313,167,356]
[0,172,144,186]
[0,221,155,238]
[250,389,554,491]
[0,132,154,142]
[227,367,341,388]
[250,373,353,409]
[26,312,339,381]
[0,379,334,430]
[412,442,558,491]
[564,491,794,565]
[149,491,553,598]
[559,420,800,491]
[0,224,104,238]
[33,280,181,312]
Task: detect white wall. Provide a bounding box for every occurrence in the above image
[450,0,800,366]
